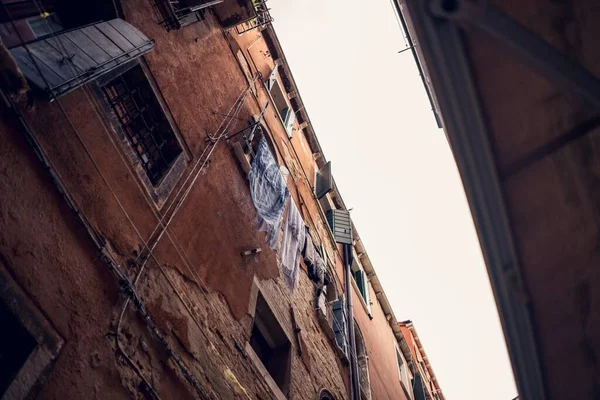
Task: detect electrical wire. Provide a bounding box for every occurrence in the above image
[4,6,328,400]
[30,3,226,361]
[31,0,255,337]
[30,0,236,318]
[15,3,255,397]
[33,15,265,400]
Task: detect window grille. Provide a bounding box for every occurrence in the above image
[102,65,182,186]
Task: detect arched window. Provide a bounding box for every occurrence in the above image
[354,321,372,400]
[318,388,336,400]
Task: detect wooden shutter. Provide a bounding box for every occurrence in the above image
[355,270,366,298]
[284,106,295,137]
[332,299,347,356]
[315,161,332,199]
[10,19,154,98]
[363,271,372,314]
[266,63,278,91]
[326,209,353,245]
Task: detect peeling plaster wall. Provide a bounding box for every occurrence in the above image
[0,0,416,397]
[0,2,348,399]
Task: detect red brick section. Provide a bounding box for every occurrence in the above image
[463,0,600,398]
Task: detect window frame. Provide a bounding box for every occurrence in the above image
[350,248,372,317]
[246,278,292,400]
[0,262,64,399]
[395,342,413,399]
[265,65,296,138]
[94,58,190,209]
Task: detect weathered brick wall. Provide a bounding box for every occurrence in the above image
[0,0,420,398]
[0,2,349,399]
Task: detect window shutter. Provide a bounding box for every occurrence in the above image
[326,209,353,245]
[315,161,332,199]
[284,107,296,137]
[10,19,154,98]
[355,270,366,299]
[266,64,278,91]
[363,271,372,314]
[332,299,347,356]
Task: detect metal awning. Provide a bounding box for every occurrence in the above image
[10,19,154,98]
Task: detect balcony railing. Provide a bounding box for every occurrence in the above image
[153,0,223,31]
[235,0,273,34]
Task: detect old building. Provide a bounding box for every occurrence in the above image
[398,321,444,400]
[396,0,600,399]
[0,0,442,399]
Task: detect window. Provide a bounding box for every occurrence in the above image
[153,0,215,31]
[266,65,296,138]
[314,161,332,199]
[396,345,412,399]
[353,269,369,302]
[0,301,37,396]
[350,252,372,316]
[354,321,371,400]
[332,298,348,357]
[0,263,64,399]
[102,64,183,186]
[319,389,336,400]
[248,292,291,397]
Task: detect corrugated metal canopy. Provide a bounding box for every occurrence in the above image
[11,19,154,98]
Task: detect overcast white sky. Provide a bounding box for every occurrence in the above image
[269,1,517,399]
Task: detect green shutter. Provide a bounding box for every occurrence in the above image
[354,270,372,314]
[363,271,372,314]
[355,270,366,299]
[332,299,348,356]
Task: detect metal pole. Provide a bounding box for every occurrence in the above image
[344,243,360,400]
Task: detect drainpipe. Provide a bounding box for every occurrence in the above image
[343,243,360,400]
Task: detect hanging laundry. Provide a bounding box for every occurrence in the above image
[279,199,306,290]
[248,138,289,251]
[311,254,326,288]
[302,229,316,268]
[302,232,326,287]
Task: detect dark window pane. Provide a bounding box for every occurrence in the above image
[0,301,37,396]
